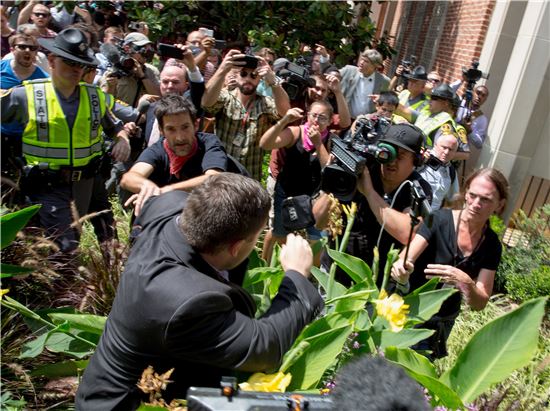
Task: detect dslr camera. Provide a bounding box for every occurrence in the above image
[276,61,316,101]
[321,117,396,201]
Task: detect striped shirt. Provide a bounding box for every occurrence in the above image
[204,88,280,181]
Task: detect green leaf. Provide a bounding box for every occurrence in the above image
[443,297,547,403]
[137,405,170,411]
[44,332,96,359]
[0,263,34,277]
[310,266,347,298]
[2,295,45,323]
[404,288,457,324]
[370,328,435,351]
[31,359,89,377]
[246,248,266,269]
[385,347,437,378]
[294,311,355,345]
[243,267,282,287]
[326,249,375,289]
[400,366,465,408]
[0,205,41,249]
[408,277,440,296]
[19,331,50,358]
[48,313,107,335]
[286,324,353,390]
[280,340,310,373]
[326,287,375,312]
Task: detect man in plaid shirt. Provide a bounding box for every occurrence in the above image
[202,49,290,181]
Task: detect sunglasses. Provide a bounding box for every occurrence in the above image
[15,44,39,52]
[60,57,89,69]
[427,78,441,83]
[33,12,50,18]
[239,70,258,80]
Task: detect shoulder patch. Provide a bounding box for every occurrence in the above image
[116,99,129,107]
[457,126,468,143]
[0,88,12,98]
[440,123,453,135]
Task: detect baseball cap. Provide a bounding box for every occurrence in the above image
[379,124,425,154]
[124,32,152,47]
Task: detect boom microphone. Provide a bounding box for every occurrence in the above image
[100,43,121,65]
[135,99,151,125]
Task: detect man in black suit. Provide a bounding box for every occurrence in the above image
[76,173,323,410]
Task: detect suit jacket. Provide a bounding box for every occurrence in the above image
[76,191,323,410]
[339,65,390,115]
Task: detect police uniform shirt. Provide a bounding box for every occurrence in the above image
[1,84,123,138]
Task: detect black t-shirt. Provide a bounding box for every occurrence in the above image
[330,166,433,288]
[136,132,227,187]
[411,208,502,317]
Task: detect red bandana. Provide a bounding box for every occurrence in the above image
[163,138,198,178]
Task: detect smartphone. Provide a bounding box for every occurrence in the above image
[199,28,214,38]
[214,39,227,50]
[157,43,184,60]
[235,55,259,69]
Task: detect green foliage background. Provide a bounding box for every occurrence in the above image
[124,1,395,65]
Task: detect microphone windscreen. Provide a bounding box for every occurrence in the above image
[100,43,121,65]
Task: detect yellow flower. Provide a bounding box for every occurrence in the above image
[342,202,357,218]
[0,289,9,300]
[239,371,292,392]
[374,289,409,332]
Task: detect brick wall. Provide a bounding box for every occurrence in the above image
[381,0,495,84]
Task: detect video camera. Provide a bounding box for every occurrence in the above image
[101,37,153,78]
[400,54,417,76]
[461,60,488,118]
[321,117,396,201]
[276,61,316,101]
[186,377,333,411]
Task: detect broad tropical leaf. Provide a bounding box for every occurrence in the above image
[0,205,41,249]
[310,266,347,298]
[31,359,89,377]
[370,328,435,351]
[326,249,376,289]
[286,325,352,390]
[442,297,547,403]
[0,263,34,277]
[385,347,437,378]
[48,313,106,335]
[404,288,456,324]
[44,331,96,359]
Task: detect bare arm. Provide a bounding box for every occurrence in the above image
[391,234,430,284]
[17,1,35,25]
[327,74,351,129]
[259,108,303,150]
[357,167,418,244]
[257,56,290,116]
[159,169,220,193]
[202,49,245,108]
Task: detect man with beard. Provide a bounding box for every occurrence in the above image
[202,49,290,181]
[121,94,227,216]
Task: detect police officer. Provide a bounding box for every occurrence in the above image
[1,28,131,252]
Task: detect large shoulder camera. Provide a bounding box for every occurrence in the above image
[321,117,396,201]
[276,61,316,101]
[100,38,136,78]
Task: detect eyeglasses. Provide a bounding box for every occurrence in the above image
[308,112,329,123]
[427,78,441,83]
[60,57,89,69]
[465,191,495,206]
[33,12,50,18]
[14,44,39,52]
[239,70,258,80]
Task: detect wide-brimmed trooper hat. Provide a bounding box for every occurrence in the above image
[403,65,428,81]
[431,83,456,101]
[38,28,98,66]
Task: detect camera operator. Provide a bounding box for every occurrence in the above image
[456,85,490,176]
[417,133,459,210]
[100,32,160,107]
[321,124,433,288]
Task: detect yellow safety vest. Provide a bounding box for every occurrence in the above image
[22,79,107,169]
[398,90,430,114]
[415,111,456,147]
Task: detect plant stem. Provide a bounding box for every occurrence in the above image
[327,209,356,300]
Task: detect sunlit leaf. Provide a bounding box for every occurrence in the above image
[0,205,41,249]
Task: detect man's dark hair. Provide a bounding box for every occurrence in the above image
[377,91,399,108]
[180,173,270,253]
[331,355,430,411]
[154,94,197,129]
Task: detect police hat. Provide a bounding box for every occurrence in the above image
[379,123,424,154]
[403,65,428,81]
[431,83,456,101]
[38,28,98,67]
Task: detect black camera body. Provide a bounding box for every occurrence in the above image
[101,39,136,78]
[424,154,444,170]
[321,117,396,201]
[276,61,316,101]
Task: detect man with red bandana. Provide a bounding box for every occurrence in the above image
[121,94,227,216]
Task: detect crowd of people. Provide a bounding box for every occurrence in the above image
[1,2,507,409]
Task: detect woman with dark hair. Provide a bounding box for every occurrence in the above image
[391,167,509,358]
